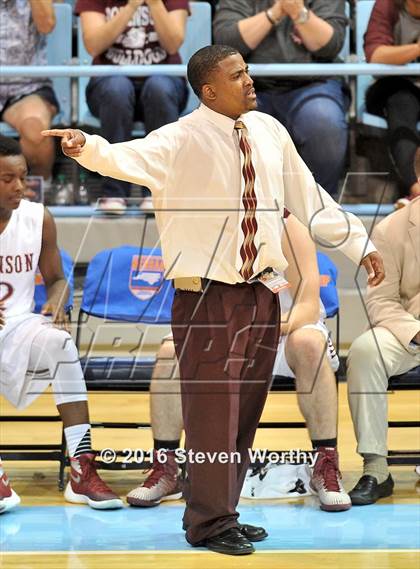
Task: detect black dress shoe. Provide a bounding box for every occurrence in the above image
[238,523,268,542]
[349,474,394,505]
[204,528,255,555]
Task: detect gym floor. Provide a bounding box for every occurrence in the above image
[1,384,419,569]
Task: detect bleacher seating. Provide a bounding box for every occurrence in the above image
[77,1,211,136]
[340,1,351,63]
[356,0,420,130]
[356,1,384,128]
[0,3,72,138]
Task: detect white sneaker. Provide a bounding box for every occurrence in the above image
[310,447,352,512]
[97,197,127,215]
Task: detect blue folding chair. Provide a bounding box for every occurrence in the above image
[77,1,212,135]
[79,245,173,324]
[75,245,174,470]
[0,3,72,137]
[33,250,74,314]
[76,244,173,383]
[317,251,340,352]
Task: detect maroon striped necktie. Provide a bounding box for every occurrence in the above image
[235,120,258,281]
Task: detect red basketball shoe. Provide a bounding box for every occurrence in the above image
[310,447,352,511]
[64,453,123,510]
[127,450,183,507]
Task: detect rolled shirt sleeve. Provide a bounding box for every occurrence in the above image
[280,124,376,265]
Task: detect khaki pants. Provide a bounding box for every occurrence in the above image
[347,326,420,457]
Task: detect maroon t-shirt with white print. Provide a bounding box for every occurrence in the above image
[75,0,189,65]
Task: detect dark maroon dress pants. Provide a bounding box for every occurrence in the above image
[171,281,280,545]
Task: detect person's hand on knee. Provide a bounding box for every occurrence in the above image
[41,300,70,332]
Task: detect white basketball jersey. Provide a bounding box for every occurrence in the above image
[0,200,44,318]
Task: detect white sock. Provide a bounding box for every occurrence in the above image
[64,424,92,458]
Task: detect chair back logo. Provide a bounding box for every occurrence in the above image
[35,269,44,286]
[319,275,331,287]
[129,254,164,301]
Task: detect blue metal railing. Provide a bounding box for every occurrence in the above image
[1,63,419,78]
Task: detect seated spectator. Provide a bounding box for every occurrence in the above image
[0,135,123,514]
[0,0,58,196]
[75,0,189,213]
[213,0,350,196]
[126,214,351,512]
[364,0,420,208]
[347,151,420,505]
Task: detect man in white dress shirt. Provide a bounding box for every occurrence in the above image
[43,45,384,556]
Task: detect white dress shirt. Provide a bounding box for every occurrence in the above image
[75,104,375,284]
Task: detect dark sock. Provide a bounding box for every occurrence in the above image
[362,454,389,484]
[154,439,180,451]
[312,438,337,449]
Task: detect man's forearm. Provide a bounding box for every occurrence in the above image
[238,10,283,50]
[293,11,334,52]
[46,279,69,307]
[29,0,55,34]
[370,43,420,65]
[82,4,138,58]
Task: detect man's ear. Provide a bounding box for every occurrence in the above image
[202,83,216,101]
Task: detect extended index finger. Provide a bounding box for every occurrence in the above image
[41,129,72,138]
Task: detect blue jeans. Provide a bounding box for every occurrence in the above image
[257,80,350,196]
[87,75,188,198]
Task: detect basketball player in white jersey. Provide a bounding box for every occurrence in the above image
[0,135,123,513]
[126,213,351,512]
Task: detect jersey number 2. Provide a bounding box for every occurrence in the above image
[0,282,14,303]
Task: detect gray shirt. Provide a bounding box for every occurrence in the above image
[0,0,52,113]
[213,0,347,91]
[396,7,420,47]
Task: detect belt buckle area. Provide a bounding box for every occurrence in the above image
[174,276,203,292]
